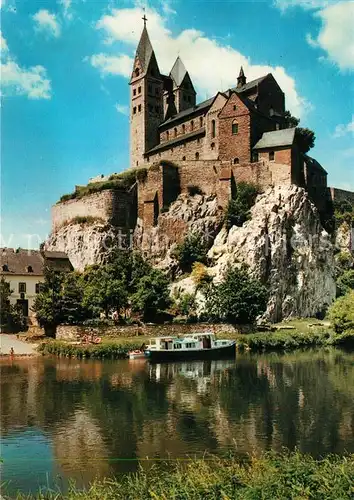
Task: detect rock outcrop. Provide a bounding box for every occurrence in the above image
[208,185,336,322]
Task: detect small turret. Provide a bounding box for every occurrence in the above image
[237,66,246,88]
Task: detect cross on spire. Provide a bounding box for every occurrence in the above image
[142,12,148,27]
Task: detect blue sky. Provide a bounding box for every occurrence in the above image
[1,0,353,248]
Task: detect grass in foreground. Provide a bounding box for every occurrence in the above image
[11,452,354,499]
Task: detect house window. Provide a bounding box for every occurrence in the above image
[233,157,239,164]
[147,156,150,163]
[138,104,142,112]
[182,156,186,161]
[27,266,33,273]
[133,107,137,115]
[166,131,169,140]
[211,119,216,138]
[138,86,141,94]
[276,123,280,130]
[182,124,186,134]
[195,152,199,160]
[232,120,238,134]
[252,152,259,162]
[269,151,275,161]
[2,264,8,272]
[197,138,200,144]
[269,106,274,116]
[134,68,140,77]
[174,127,177,137]
[233,105,237,111]
[191,120,194,131]
[19,282,26,293]
[211,142,215,150]
[133,88,137,96]
[35,283,43,294]
[200,116,203,127]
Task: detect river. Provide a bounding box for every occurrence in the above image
[1,348,353,496]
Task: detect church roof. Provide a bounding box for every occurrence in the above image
[170,57,187,87]
[136,26,154,72]
[253,128,296,150]
[160,97,214,127]
[231,74,269,93]
[146,127,205,154]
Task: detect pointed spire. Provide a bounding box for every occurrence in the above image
[135,24,153,73]
[170,56,187,87]
[237,66,246,88]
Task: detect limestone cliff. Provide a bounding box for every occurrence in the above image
[46,185,337,322]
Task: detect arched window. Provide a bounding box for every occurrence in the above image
[200,116,203,127]
[191,120,194,131]
[2,264,8,272]
[27,266,33,273]
[182,124,186,134]
[211,142,215,151]
[232,120,238,135]
[211,120,216,138]
[166,131,169,141]
[195,152,199,160]
[233,158,239,164]
[134,68,140,77]
[174,127,177,137]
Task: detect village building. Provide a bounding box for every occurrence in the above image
[0,248,72,320]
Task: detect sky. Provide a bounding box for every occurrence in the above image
[1,0,353,248]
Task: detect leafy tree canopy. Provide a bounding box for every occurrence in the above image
[284,110,316,153]
[173,232,209,272]
[328,291,354,333]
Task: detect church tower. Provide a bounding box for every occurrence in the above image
[130,18,164,168]
[169,57,196,113]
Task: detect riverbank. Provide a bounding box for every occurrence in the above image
[36,319,354,359]
[0,334,39,357]
[12,452,354,499]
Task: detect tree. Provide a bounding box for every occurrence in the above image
[284,110,316,153]
[336,270,354,298]
[204,265,268,324]
[32,267,65,328]
[173,232,208,272]
[328,291,354,333]
[0,277,12,327]
[60,272,89,324]
[82,267,129,319]
[225,182,259,229]
[131,268,171,321]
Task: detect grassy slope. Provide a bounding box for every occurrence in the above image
[13,452,354,499]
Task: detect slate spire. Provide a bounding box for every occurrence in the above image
[237,66,247,88]
[135,24,154,73]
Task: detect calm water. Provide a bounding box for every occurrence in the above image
[1,349,354,496]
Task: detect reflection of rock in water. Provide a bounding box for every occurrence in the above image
[52,409,111,483]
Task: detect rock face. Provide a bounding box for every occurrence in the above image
[45,222,125,272]
[208,185,336,322]
[134,193,223,271]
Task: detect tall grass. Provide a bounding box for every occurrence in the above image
[12,452,354,499]
[37,341,142,359]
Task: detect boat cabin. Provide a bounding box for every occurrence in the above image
[146,333,231,352]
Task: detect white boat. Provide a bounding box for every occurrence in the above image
[144,332,236,362]
[128,349,146,360]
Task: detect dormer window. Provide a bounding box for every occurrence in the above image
[2,264,9,272]
[135,68,140,77]
[27,266,33,273]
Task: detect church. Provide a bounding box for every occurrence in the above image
[129,19,328,202]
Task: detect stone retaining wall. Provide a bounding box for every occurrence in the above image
[56,323,243,341]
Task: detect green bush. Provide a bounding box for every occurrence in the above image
[204,265,268,325]
[337,269,354,297]
[328,291,354,333]
[38,341,142,359]
[173,232,209,272]
[225,182,260,229]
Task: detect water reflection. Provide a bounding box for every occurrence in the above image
[1,349,353,495]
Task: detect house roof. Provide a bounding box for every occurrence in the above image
[146,127,205,154]
[136,26,154,72]
[0,248,72,276]
[232,74,269,94]
[253,128,296,150]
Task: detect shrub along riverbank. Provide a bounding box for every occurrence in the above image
[13,452,354,499]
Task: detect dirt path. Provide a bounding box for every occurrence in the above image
[0,334,38,356]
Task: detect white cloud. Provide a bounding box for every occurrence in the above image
[0,32,51,99]
[334,115,354,137]
[92,7,308,118]
[115,103,129,115]
[314,2,354,70]
[88,53,133,78]
[59,0,72,20]
[160,0,177,16]
[1,30,9,53]
[33,9,61,38]
[274,0,334,11]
